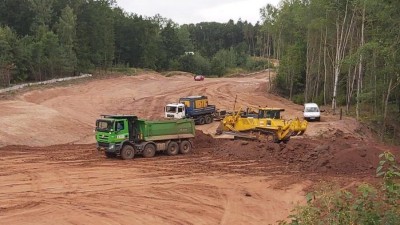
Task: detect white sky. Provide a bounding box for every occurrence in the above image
[115,0,281,25]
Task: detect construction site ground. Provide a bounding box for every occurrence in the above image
[0,71,398,224]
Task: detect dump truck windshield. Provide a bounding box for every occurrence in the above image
[96,120,113,132]
[166,106,177,113]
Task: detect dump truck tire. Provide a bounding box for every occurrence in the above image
[166,141,179,156]
[143,144,156,158]
[205,115,213,124]
[121,145,135,160]
[198,117,205,125]
[179,140,192,154]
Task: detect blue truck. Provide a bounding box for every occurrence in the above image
[164,96,220,125]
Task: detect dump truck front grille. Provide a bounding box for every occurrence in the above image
[98,142,109,148]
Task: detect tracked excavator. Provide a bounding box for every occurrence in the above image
[216,106,308,143]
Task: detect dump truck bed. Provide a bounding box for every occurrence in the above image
[136,119,195,141]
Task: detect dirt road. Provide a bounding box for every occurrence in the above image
[0,71,392,224]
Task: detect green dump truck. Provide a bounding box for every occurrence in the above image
[95,115,195,160]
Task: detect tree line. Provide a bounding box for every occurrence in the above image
[0,0,271,87]
[261,0,400,142]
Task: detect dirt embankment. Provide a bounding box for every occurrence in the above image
[193,130,399,175]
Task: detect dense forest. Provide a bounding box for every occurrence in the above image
[0,0,399,142]
[0,0,270,87]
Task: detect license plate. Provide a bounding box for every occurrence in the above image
[310,117,315,119]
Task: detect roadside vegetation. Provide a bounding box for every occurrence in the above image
[279,152,400,225]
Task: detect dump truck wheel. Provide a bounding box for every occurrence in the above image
[205,115,213,124]
[166,141,179,156]
[121,145,135,160]
[179,140,192,154]
[143,144,156,158]
[104,152,116,158]
[198,117,205,125]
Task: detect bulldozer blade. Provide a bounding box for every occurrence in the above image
[222,131,257,140]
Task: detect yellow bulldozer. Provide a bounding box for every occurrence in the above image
[216,106,308,143]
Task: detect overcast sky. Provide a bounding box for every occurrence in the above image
[115,0,281,25]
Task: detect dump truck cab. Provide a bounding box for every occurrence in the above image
[165,103,186,119]
[95,115,138,154]
[164,96,217,125]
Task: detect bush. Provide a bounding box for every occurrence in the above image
[292,94,305,105]
[279,152,400,225]
[245,57,273,71]
[178,53,211,75]
[210,49,237,76]
[111,64,141,75]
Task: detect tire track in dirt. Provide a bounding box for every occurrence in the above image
[0,144,308,225]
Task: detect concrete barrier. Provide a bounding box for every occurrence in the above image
[0,74,92,94]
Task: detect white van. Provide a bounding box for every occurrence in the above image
[303,103,321,121]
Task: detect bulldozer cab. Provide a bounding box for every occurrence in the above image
[258,108,284,119]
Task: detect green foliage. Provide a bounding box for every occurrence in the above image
[176,25,194,52]
[0,0,277,85]
[210,48,237,76]
[292,94,305,105]
[29,0,54,31]
[111,64,140,76]
[0,26,18,86]
[158,22,185,70]
[280,152,400,225]
[178,53,210,75]
[225,67,247,76]
[244,57,272,71]
[55,6,77,74]
[260,0,400,142]
[0,0,35,36]
[76,0,114,70]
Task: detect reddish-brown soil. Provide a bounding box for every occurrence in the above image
[0,71,398,224]
[194,130,399,175]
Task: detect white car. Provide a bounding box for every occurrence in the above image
[303,103,321,121]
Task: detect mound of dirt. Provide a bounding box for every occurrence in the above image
[163,71,195,77]
[192,130,220,148]
[277,137,381,174]
[192,130,398,175]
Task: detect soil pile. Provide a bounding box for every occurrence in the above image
[192,130,398,175]
[192,130,219,148]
